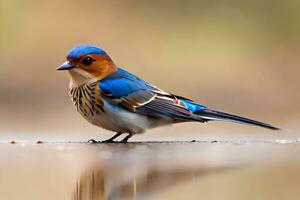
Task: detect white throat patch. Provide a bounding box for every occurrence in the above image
[68,68,94,87]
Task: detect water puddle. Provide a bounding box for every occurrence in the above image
[1,140,300,200]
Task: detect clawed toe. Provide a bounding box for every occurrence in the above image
[88,133,133,144]
[101,139,117,143]
[88,139,117,143]
[88,139,100,143]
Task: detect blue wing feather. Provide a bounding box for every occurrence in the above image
[100,68,150,98]
[99,68,206,121]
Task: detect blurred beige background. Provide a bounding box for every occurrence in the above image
[0,0,299,141]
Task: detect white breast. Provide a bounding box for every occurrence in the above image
[89,100,170,134]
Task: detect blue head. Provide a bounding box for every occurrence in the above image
[67,45,107,59]
[57,45,117,84]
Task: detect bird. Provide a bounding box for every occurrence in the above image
[57,45,280,143]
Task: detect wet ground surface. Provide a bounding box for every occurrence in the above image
[1,139,300,200]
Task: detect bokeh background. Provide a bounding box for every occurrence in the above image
[1,2,300,200]
[0,0,299,141]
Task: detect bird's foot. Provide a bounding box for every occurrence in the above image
[118,140,129,144]
[88,139,117,143]
[99,132,123,143]
[100,138,117,143]
[88,133,132,144]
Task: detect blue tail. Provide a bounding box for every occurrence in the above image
[194,108,280,130]
[179,98,280,130]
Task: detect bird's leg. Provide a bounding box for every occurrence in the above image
[101,132,123,143]
[119,134,133,143]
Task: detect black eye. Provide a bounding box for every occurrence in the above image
[82,56,94,66]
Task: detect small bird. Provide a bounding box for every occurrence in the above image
[57,45,279,143]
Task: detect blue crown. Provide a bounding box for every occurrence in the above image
[67,45,107,59]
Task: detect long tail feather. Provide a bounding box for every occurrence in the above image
[194,109,280,130]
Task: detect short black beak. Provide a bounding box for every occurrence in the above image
[57,61,75,71]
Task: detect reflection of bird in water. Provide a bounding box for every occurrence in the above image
[58,45,280,143]
[72,142,243,200]
[73,163,230,200]
[73,170,105,200]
